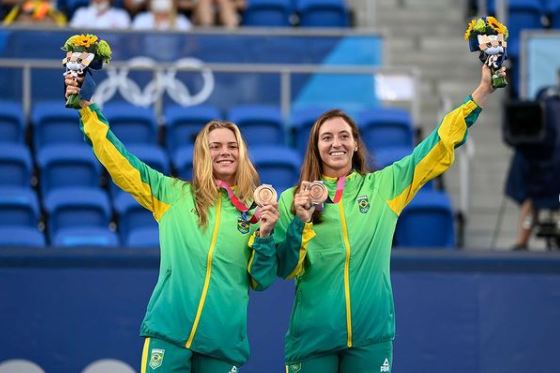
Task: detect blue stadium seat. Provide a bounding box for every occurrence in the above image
[358,107,414,150]
[53,227,119,248]
[251,145,301,192]
[228,105,286,146]
[44,187,112,241]
[0,144,33,187]
[0,227,46,248]
[114,192,157,245]
[57,0,89,17]
[164,104,221,154]
[37,144,101,195]
[32,101,82,150]
[290,107,327,154]
[395,190,455,248]
[0,101,24,144]
[0,187,40,227]
[297,0,349,27]
[507,0,544,59]
[243,0,292,27]
[173,145,194,181]
[109,145,170,198]
[550,0,560,28]
[103,103,158,145]
[127,227,159,248]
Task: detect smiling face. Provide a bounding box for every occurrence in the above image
[208,128,239,184]
[317,117,358,178]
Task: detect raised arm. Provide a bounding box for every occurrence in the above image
[65,78,179,222]
[246,204,279,290]
[377,64,503,216]
[274,192,316,279]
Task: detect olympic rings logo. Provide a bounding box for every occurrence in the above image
[93,57,215,107]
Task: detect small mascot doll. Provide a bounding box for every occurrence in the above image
[61,34,112,109]
[465,16,509,89]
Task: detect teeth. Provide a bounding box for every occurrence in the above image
[330,152,345,156]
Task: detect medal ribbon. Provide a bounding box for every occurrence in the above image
[216,180,260,223]
[326,176,346,204]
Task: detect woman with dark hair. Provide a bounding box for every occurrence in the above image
[275,64,505,373]
[65,76,278,372]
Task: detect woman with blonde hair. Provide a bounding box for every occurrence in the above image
[65,75,278,372]
[275,64,505,373]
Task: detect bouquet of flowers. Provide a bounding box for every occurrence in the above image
[61,34,112,108]
[465,16,509,89]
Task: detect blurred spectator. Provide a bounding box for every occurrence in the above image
[193,0,245,28]
[70,0,131,29]
[132,0,191,30]
[2,0,66,26]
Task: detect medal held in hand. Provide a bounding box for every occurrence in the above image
[253,184,278,207]
[303,181,329,206]
[465,16,509,89]
[61,34,112,109]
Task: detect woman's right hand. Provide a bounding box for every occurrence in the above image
[294,181,316,223]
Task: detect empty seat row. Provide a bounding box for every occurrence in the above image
[2,100,414,155]
[0,186,455,248]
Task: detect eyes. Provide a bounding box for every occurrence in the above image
[209,143,238,151]
[320,133,351,142]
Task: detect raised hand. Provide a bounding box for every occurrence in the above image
[294,181,316,223]
[64,75,90,107]
[258,203,279,237]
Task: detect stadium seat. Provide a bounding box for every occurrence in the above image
[507,0,544,59]
[103,103,158,145]
[228,105,286,146]
[358,107,414,150]
[31,101,82,150]
[109,145,170,198]
[0,187,40,227]
[44,187,112,241]
[57,0,89,17]
[0,101,24,144]
[53,227,119,248]
[0,144,33,187]
[550,0,560,28]
[127,227,159,248]
[114,192,157,244]
[395,190,455,248]
[297,0,349,27]
[243,0,292,27]
[173,145,194,181]
[290,107,327,154]
[251,145,301,192]
[164,104,221,154]
[37,144,101,195]
[0,227,46,248]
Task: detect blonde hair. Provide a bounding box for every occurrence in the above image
[192,120,259,226]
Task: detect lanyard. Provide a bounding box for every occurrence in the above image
[328,176,346,204]
[216,180,260,223]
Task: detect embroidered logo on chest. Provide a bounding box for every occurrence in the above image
[237,217,250,234]
[357,195,370,213]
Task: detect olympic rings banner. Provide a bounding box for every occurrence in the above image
[0,29,383,111]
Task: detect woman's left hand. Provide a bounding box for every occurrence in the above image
[257,203,279,237]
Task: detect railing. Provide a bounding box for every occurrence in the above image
[0,57,421,125]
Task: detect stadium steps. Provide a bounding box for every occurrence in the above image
[364,0,522,249]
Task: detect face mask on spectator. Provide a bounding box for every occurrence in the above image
[151,0,173,13]
[92,0,110,12]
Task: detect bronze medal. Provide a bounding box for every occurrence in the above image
[254,184,277,207]
[308,181,328,205]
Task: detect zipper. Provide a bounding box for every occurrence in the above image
[185,197,222,348]
[337,199,353,348]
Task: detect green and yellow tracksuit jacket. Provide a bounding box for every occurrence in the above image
[275,98,481,363]
[79,104,277,365]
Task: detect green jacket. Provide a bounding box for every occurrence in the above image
[79,104,277,365]
[275,98,481,362]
